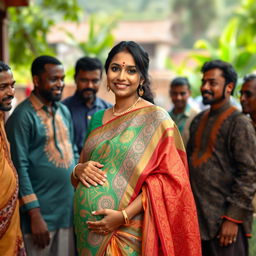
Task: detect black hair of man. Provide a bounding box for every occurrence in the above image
[31,55,62,76]
[0,61,11,72]
[243,73,256,83]
[201,59,237,94]
[74,57,103,78]
[170,77,191,90]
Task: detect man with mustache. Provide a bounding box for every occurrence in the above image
[62,57,112,153]
[240,74,256,131]
[240,74,256,213]
[6,56,78,256]
[168,76,199,146]
[187,60,256,256]
[0,62,26,255]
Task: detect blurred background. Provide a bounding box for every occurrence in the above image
[1,0,256,254]
[2,0,256,109]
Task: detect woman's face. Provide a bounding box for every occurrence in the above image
[107,51,143,98]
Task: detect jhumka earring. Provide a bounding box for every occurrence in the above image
[138,84,144,97]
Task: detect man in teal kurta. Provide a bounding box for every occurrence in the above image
[6,56,79,256]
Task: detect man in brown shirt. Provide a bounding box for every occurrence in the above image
[187,60,256,256]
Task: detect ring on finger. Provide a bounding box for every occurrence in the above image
[229,240,233,244]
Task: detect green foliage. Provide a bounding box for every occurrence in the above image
[170,0,242,48]
[167,0,256,97]
[78,0,170,21]
[8,0,81,84]
[165,57,201,97]
[65,13,120,63]
[38,0,81,21]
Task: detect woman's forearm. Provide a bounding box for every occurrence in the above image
[124,193,143,221]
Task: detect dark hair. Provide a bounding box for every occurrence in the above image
[201,59,237,94]
[105,41,154,103]
[75,57,102,78]
[243,73,256,83]
[170,77,191,90]
[31,55,62,76]
[0,61,11,72]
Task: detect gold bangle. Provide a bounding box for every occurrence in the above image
[72,164,80,179]
[121,209,129,224]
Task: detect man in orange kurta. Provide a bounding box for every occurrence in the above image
[0,62,25,255]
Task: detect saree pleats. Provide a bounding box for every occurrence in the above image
[74,106,201,256]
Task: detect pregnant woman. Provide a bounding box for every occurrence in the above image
[71,41,201,256]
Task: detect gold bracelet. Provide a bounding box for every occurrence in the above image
[121,209,130,224]
[72,164,80,179]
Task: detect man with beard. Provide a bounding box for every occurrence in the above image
[240,74,256,131]
[187,60,256,256]
[62,57,112,153]
[6,56,78,256]
[0,62,26,255]
[168,77,199,146]
[240,74,256,213]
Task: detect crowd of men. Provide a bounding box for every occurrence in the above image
[1,56,256,256]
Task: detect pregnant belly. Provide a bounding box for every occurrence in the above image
[74,181,118,223]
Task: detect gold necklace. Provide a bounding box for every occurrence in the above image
[112,97,141,116]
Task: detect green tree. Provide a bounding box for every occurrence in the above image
[63,13,120,82]
[167,0,256,97]
[193,0,256,94]
[8,0,81,83]
[169,0,241,48]
[65,13,120,64]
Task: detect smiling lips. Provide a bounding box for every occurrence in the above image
[51,87,63,94]
[114,83,129,89]
[2,96,14,105]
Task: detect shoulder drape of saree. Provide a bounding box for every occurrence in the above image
[141,131,201,256]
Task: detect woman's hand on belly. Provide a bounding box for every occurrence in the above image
[74,161,107,188]
[86,209,124,235]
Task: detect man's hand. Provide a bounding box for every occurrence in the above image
[28,208,50,248]
[217,219,238,247]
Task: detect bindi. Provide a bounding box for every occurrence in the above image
[122,62,125,67]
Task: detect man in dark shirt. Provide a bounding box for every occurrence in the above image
[187,60,256,256]
[62,57,112,153]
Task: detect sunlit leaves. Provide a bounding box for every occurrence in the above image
[8,0,81,83]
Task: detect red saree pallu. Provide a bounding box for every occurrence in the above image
[74,105,201,256]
